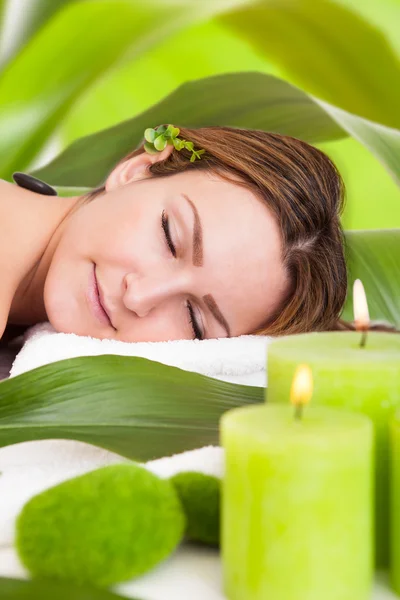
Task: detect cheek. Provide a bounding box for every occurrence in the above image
[43,240,83,328]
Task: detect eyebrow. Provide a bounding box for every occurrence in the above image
[180,193,231,338]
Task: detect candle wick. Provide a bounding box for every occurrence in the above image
[294,403,303,421]
[359,329,368,349]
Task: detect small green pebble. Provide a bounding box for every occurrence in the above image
[16,463,186,588]
[170,472,220,547]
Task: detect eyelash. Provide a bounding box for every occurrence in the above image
[161,210,204,341]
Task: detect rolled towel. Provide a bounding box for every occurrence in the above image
[9,322,271,386]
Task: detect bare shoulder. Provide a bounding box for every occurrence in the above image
[0,179,23,339]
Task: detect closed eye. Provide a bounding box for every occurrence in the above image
[161,210,204,340]
[161,210,176,257]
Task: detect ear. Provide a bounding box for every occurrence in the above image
[105,144,174,192]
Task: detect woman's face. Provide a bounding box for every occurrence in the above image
[44,151,289,342]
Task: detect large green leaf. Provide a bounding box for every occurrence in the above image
[0,356,263,458]
[32,71,345,187]
[342,229,400,327]
[0,0,253,180]
[218,0,400,129]
[0,577,137,600]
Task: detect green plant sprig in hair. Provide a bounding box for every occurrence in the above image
[144,124,206,163]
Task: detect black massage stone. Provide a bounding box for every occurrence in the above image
[12,172,58,196]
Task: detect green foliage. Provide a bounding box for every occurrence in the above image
[144,124,206,161]
[170,472,221,547]
[16,463,186,587]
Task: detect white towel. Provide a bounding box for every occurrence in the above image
[9,321,272,387]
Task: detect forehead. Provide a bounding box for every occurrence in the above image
[164,170,288,335]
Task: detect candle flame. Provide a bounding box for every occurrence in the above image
[353,279,370,330]
[290,364,313,407]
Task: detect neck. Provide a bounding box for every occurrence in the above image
[0,178,82,327]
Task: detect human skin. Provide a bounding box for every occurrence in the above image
[0,144,289,343]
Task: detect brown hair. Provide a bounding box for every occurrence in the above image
[80,125,394,337]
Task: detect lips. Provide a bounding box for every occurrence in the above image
[94,268,114,328]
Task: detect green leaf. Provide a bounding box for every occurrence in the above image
[218,0,400,129]
[31,72,345,187]
[342,229,400,327]
[153,135,167,151]
[170,126,180,138]
[0,576,139,600]
[143,141,158,154]
[0,356,263,458]
[144,128,156,143]
[172,137,182,150]
[155,124,168,135]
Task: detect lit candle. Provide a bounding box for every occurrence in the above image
[267,280,400,567]
[220,366,373,600]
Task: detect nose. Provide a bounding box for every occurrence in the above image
[123,269,192,317]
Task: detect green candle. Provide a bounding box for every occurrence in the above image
[389,412,400,594]
[220,403,373,600]
[267,331,400,567]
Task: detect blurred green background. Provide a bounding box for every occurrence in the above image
[0,0,399,230]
